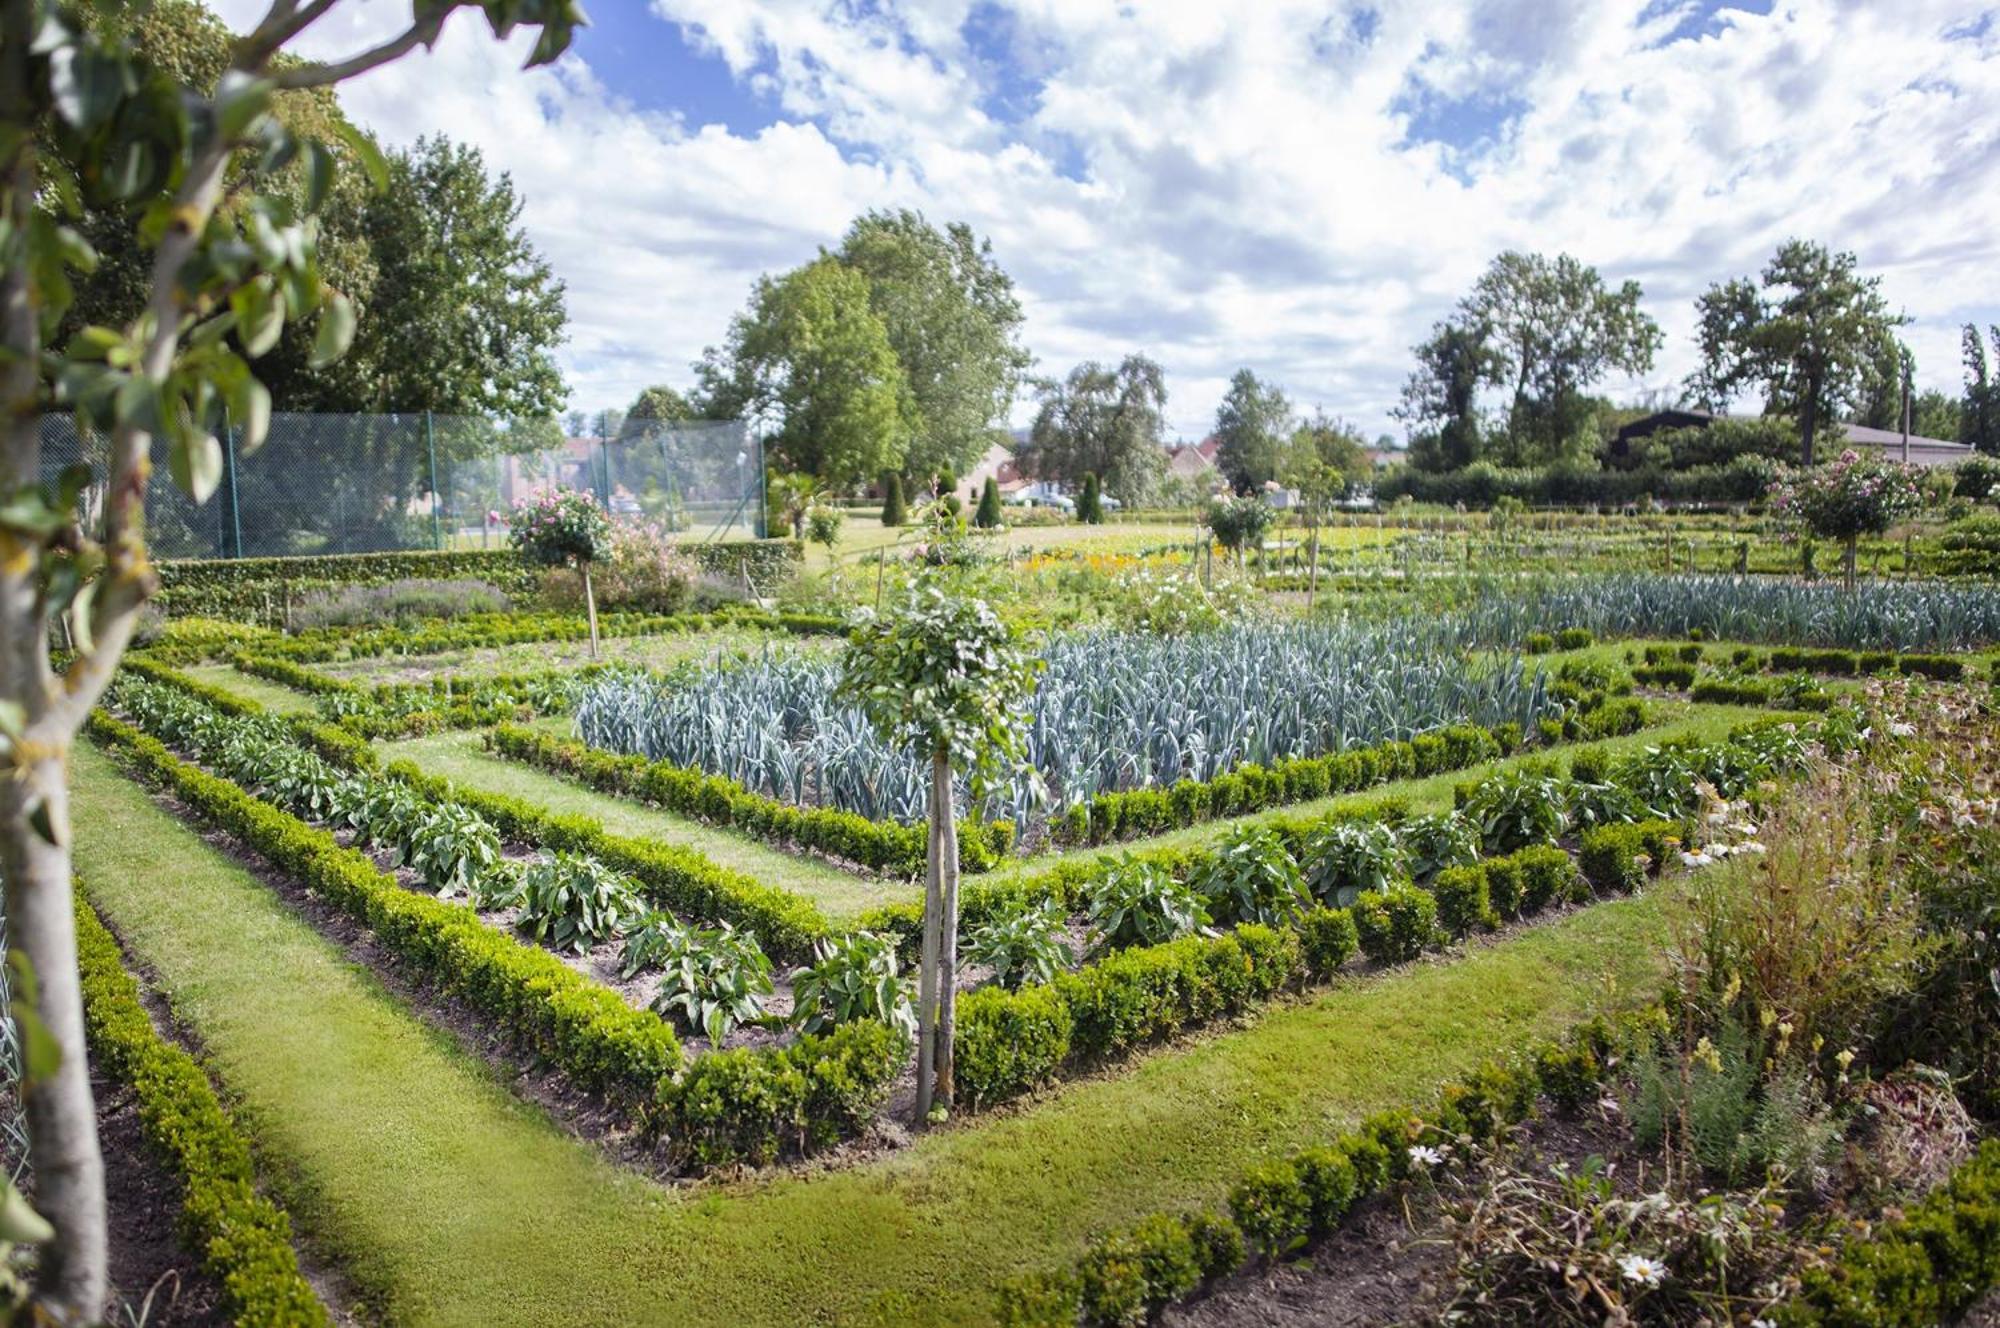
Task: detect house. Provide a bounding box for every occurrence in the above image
[1165,434,1222,480]
[959,437,1036,499]
[1613,411,1974,470]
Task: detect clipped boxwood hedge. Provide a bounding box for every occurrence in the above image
[74,892,332,1327]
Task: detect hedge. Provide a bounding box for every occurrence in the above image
[487,724,1012,877]
[89,711,686,1104]
[92,703,901,1171]
[1773,1138,2000,1327]
[155,542,804,620]
[249,604,843,665]
[1372,457,1779,509]
[232,656,586,739]
[995,1010,1663,1327]
[1051,724,1503,847]
[126,658,839,964]
[73,892,332,1327]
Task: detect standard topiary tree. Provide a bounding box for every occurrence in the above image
[1203,494,1277,568]
[0,4,582,1317]
[1078,472,1104,524]
[974,475,1002,529]
[1767,450,1925,589]
[882,471,908,526]
[839,570,1041,1121]
[509,488,612,657]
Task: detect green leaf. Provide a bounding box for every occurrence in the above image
[214,71,275,142]
[311,291,355,368]
[48,46,125,133]
[300,139,334,213]
[26,798,60,848]
[0,1178,54,1247]
[330,119,389,193]
[0,701,23,740]
[233,281,282,358]
[236,378,272,454]
[169,431,224,503]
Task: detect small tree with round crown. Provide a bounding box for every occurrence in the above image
[509,487,612,655]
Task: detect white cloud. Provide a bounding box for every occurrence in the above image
[209,0,2000,440]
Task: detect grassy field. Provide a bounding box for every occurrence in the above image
[74,735,1677,1328]
[319,623,834,684]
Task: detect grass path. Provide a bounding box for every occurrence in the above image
[74,736,1675,1328]
[379,730,911,921]
[184,664,320,715]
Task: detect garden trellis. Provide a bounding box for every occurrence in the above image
[573,621,1560,829]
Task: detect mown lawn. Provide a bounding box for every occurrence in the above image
[74,737,1677,1328]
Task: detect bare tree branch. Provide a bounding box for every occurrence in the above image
[271,17,446,90]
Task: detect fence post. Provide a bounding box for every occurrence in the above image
[220,425,244,558]
[425,410,443,551]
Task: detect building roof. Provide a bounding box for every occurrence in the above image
[1611,410,1973,468]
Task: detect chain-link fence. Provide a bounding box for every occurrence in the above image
[37,413,764,560]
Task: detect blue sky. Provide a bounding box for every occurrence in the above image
[217,0,1999,439]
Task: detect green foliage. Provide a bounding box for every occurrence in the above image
[974,475,1002,529]
[74,893,331,1325]
[620,916,774,1044]
[1214,368,1294,493]
[1463,767,1570,852]
[1077,472,1104,524]
[1303,818,1406,907]
[1297,906,1359,979]
[1399,810,1481,881]
[1202,494,1277,556]
[512,853,642,954]
[954,983,1073,1108]
[966,900,1074,990]
[1351,881,1440,963]
[790,933,916,1038]
[881,471,908,526]
[1431,865,1496,935]
[1577,820,1678,893]
[1191,826,1310,927]
[1086,857,1211,954]
[1768,450,1927,542]
[1024,356,1169,505]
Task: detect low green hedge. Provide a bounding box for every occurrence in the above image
[94,701,901,1171]
[74,892,331,1327]
[89,712,686,1104]
[488,724,1012,876]
[1052,724,1503,848]
[996,1010,1661,1327]
[1578,820,1682,892]
[155,542,804,620]
[233,656,581,739]
[1775,1138,2000,1326]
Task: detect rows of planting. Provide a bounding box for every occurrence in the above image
[574,620,1564,832]
[1004,682,2000,1328]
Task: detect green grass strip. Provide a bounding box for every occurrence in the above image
[73,737,1674,1327]
[182,663,321,715]
[380,729,909,921]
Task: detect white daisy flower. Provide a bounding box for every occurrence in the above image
[1407,1144,1445,1169]
[1617,1253,1666,1287]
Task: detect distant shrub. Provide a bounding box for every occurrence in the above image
[291,577,510,630]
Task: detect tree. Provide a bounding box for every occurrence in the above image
[1766,451,1925,589]
[1854,332,1914,431]
[805,500,844,556]
[767,472,819,543]
[1963,324,2000,457]
[0,4,581,1319]
[1022,356,1169,504]
[698,258,914,485]
[1395,320,1495,471]
[1286,412,1371,491]
[1463,251,1662,465]
[834,211,1030,482]
[838,572,1041,1120]
[1077,473,1103,524]
[882,471,908,526]
[1212,369,1293,493]
[620,384,695,436]
[509,488,611,655]
[1687,241,1905,465]
[1203,494,1276,567]
[1914,389,1960,444]
[974,476,1001,529]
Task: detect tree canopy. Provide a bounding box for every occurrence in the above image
[1021,356,1169,504]
[696,257,916,486]
[834,210,1030,482]
[1964,325,2000,457]
[1212,369,1293,493]
[1687,240,1904,465]
[1396,319,1494,472]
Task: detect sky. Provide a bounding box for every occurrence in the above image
[206,0,2000,442]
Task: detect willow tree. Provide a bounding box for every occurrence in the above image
[0,3,581,1320]
[838,570,1040,1119]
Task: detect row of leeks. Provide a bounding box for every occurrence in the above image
[572,620,1560,830]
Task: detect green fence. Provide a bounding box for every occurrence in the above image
[38,413,763,560]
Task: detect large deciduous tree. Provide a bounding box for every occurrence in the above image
[1395,318,1494,471]
[1686,240,1904,466]
[1463,250,1662,465]
[1212,368,1293,494]
[695,257,914,486]
[838,571,1040,1121]
[0,3,581,1320]
[834,210,1029,483]
[1021,355,1168,505]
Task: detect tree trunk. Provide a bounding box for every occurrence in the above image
[1800,382,1819,467]
[0,752,105,1326]
[913,789,941,1125]
[933,752,960,1110]
[1843,534,1858,592]
[1307,520,1320,609]
[581,563,600,659]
